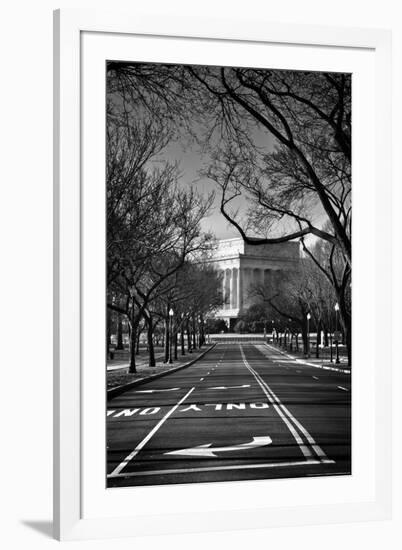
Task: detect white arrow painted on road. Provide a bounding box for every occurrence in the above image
[208,384,251,390]
[165,436,272,457]
[135,387,180,394]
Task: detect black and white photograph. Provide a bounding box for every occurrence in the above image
[105,61,352,488]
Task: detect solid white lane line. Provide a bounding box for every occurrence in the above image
[108,458,335,478]
[263,343,351,374]
[109,387,195,477]
[337,386,349,392]
[239,346,312,459]
[256,368,328,460]
[240,345,331,462]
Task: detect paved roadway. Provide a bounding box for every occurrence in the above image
[107,343,351,487]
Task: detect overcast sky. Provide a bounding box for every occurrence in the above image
[161,123,276,240]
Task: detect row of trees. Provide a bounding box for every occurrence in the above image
[107,62,352,366]
[106,67,223,372]
[235,240,350,363]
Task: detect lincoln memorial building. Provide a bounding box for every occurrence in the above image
[207,237,300,328]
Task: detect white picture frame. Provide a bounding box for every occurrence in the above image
[53,8,392,541]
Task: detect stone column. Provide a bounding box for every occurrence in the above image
[224,268,231,310]
[229,268,233,309]
[264,269,271,293]
[232,268,238,309]
[243,267,250,309]
[254,268,262,287]
[238,268,243,310]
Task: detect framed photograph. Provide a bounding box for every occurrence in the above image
[54,8,392,541]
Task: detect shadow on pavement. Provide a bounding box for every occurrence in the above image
[21,520,53,539]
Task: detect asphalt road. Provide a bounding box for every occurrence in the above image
[107,343,351,487]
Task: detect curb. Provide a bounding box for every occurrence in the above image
[107,354,165,373]
[107,343,216,400]
[264,343,351,375]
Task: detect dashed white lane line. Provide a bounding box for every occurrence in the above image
[312,376,319,380]
[337,386,349,392]
[200,378,204,381]
[109,386,195,477]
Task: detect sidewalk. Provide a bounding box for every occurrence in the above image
[265,342,351,374]
[107,345,215,391]
[107,351,165,372]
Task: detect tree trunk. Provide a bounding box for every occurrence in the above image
[345,320,351,366]
[147,318,156,367]
[338,290,352,366]
[116,314,124,350]
[199,315,204,346]
[340,307,352,366]
[315,322,320,358]
[181,326,185,355]
[174,329,178,360]
[301,322,308,356]
[192,317,197,350]
[187,321,192,353]
[106,309,112,359]
[128,314,138,373]
[135,329,141,355]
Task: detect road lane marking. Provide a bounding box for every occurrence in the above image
[165,436,272,457]
[240,345,331,463]
[134,387,180,394]
[208,384,251,390]
[337,386,349,392]
[312,376,319,380]
[108,407,164,418]
[239,345,312,460]
[177,402,269,412]
[107,458,334,479]
[200,377,204,381]
[263,343,351,374]
[180,404,202,412]
[109,386,195,477]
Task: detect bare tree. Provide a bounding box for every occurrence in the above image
[186,67,351,263]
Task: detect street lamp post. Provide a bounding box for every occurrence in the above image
[306,313,311,358]
[168,308,174,364]
[180,313,185,356]
[334,302,340,364]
